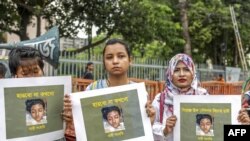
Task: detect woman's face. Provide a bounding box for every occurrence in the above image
[103,43,131,76]
[200,118,212,133]
[172,61,193,89]
[31,103,45,122]
[107,110,121,128]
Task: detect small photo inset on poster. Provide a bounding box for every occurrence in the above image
[101,105,125,133]
[25,98,47,126]
[196,114,214,136]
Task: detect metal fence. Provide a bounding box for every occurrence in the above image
[45,52,250,82]
[1,51,250,82]
[45,52,168,81]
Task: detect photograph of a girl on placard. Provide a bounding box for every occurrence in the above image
[101,105,125,133]
[25,98,47,126]
[196,114,214,136]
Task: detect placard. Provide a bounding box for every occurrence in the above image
[174,95,241,141]
[71,82,154,141]
[0,76,71,141]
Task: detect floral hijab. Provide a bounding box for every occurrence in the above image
[166,53,198,93]
[162,53,208,106]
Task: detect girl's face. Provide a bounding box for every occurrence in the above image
[31,103,45,122]
[103,43,131,76]
[107,111,121,128]
[200,118,212,133]
[172,61,193,89]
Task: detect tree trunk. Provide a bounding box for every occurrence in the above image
[179,1,192,56]
[17,5,31,40]
[234,45,238,67]
[19,14,30,40]
[87,23,92,60]
[36,15,41,37]
[212,42,218,65]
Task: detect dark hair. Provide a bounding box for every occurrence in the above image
[102,38,131,70]
[8,47,44,76]
[25,98,46,113]
[85,61,93,71]
[219,73,223,77]
[101,105,121,121]
[196,114,213,125]
[0,62,7,77]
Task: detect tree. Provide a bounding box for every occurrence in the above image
[2,0,250,68]
[179,0,192,56]
[0,0,56,40]
[44,0,184,58]
[187,0,250,67]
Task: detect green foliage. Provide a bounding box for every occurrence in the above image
[1,0,250,69]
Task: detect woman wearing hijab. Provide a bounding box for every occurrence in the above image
[151,53,208,141]
[147,53,250,141]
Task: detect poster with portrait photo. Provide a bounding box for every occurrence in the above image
[0,76,71,141]
[173,95,241,141]
[71,82,154,141]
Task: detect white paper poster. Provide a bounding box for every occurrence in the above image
[174,95,241,141]
[0,76,72,141]
[71,82,154,141]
